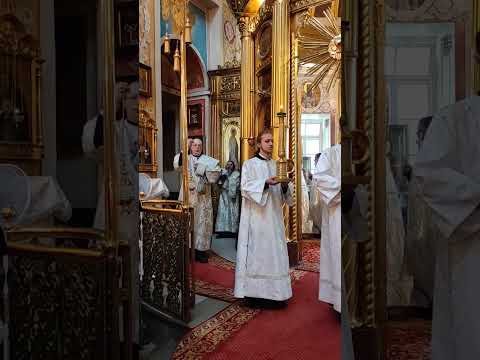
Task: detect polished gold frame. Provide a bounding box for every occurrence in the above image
[209,67,241,161]
[0,11,43,175]
[138,109,158,176]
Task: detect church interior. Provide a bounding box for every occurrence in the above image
[1,0,479,359]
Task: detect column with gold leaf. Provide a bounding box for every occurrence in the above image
[271,0,290,162]
[239,16,255,165]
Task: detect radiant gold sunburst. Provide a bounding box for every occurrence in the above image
[298,7,341,93]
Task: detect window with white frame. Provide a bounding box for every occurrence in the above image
[300,113,331,172]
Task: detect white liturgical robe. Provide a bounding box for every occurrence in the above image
[234,155,293,301]
[301,171,314,233]
[82,114,140,344]
[174,153,220,251]
[313,144,341,312]
[386,157,413,306]
[415,95,480,360]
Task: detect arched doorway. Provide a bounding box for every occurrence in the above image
[160,40,209,199]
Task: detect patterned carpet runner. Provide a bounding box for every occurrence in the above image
[386,320,431,360]
[296,240,320,273]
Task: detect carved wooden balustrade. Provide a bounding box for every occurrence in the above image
[4,227,131,360]
[139,200,194,323]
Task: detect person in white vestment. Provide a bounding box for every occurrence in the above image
[313,144,341,312]
[173,138,221,263]
[81,81,141,347]
[415,41,480,359]
[301,169,314,233]
[215,160,241,234]
[385,148,413,306]
[309,153,323,233]
[228,128,240,169]
[405,116,437,308]
[234,128,293,309]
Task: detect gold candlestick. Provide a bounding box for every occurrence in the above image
[276,105,293,183]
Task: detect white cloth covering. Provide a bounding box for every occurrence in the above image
[414,95,480,360]
[24,176,72,224]
[313,144,341,312]
[234,155,293,301]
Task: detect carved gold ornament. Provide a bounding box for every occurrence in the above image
[298,7,341,92]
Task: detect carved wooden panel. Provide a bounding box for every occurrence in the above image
[140,203,194,323]
[8,248,108,360]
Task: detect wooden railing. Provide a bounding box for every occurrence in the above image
[140,200,194,323]
[4,227,131,360]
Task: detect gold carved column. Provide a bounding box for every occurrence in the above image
[271,0,290,160]
[239,16,255,165]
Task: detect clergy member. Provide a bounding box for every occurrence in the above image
[405,116,436,308]
[386,143,413,306]
[309,153,323,233]
[81,81,140,349]
[313,144,341,312]
[234,128,293,309]
[215,160,241,235]
[414,70,480,359]
[174,138,220,263]
[301,168,313,233]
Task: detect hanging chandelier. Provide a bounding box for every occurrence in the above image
[298,7,341,93]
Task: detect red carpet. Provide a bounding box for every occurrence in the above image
[174,271,340,360]
[386,320,431,360]
[194,254,236,302]
[297,240,320,273]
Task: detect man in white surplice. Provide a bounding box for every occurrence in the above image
[415,91,480,359]
[173,138,221,263]
[234,129,293,309]
[313,144,341,312]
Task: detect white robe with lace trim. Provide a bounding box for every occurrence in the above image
[313,144,341,311]
[234,156,293,301]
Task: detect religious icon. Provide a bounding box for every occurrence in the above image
[228,128,239,168]
[258,23,272,59]
[301,81,321,110]
[117,3,139,48]
[188,103,202,128]
[138,63,152,97]
[224,20,235,44]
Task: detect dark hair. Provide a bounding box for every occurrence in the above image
[418,116,432,133]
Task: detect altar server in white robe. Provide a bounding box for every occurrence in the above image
[173,138,221,263]
[313,144,341,312]
[234,128,293,308]
[415,91,480,359]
